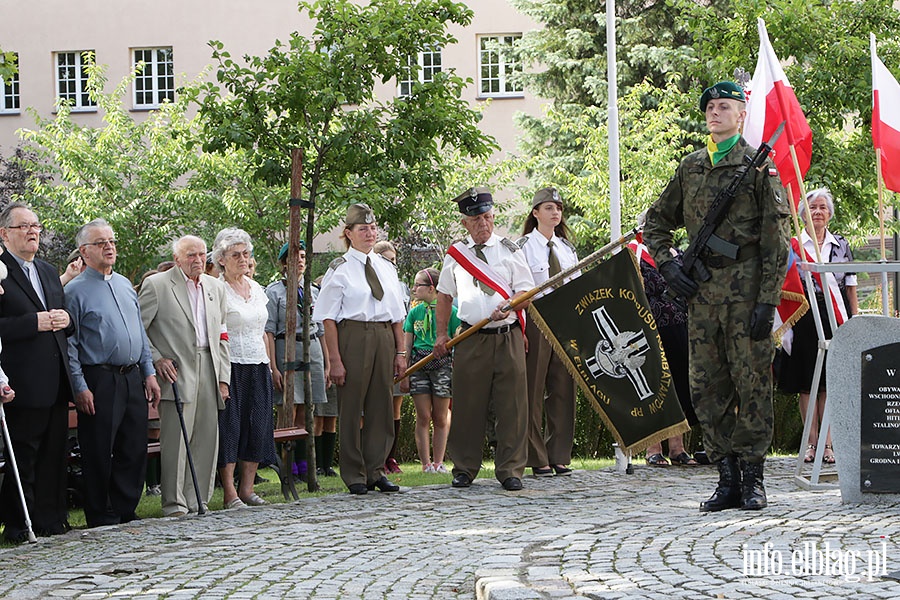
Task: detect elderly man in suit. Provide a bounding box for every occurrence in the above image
[139,235,230,517]
[0,202,74,543]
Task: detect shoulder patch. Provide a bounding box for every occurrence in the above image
[376,254,398,270]
[500,238,520,252]
[328,256,347,270]
[515,236,528,249]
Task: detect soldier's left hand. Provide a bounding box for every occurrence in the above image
[749,303,777,341]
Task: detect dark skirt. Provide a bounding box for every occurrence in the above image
[218,363,278,467]
[778,296,834,394]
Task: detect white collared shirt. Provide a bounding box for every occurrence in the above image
[178,268,209,348]
[799,229,857,288]
[519,229,579,299]
[437,233,534,326]
[313,247,406,323]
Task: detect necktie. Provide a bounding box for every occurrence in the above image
[365,257,384,301]
[547,240,561,277]
[24,263,47,308]
[472,244,493,295]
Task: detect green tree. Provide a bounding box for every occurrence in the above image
[18,58,278,281]
[511,0,900,245]
[0,49,16,82]
[195,0,498,235]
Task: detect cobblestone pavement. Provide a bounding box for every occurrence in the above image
[1,458,898,599]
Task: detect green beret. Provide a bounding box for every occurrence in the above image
[278,240,306,262]
[453,186,493,216]
[699,81,746,112]
[531,187,563,209]
[345,203,375,226]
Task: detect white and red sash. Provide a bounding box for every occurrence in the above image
[447,241,527,335]
[791,237,848,326]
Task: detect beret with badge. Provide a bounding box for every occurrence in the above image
[344,203,376,226]
[699,81,746,112]
[531,187,563,209]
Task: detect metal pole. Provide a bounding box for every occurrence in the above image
[607,0,621,241]
[0,403,37,542]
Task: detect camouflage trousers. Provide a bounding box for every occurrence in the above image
[688,301,775,463]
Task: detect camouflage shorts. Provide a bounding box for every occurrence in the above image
[409,363,453,397]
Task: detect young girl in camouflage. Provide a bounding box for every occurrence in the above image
[402,268,460,473]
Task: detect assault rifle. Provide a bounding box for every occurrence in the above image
[667,121,785,301]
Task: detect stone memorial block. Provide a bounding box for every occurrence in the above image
[828,315,900,504]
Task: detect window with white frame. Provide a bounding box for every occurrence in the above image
[478,34,523,98]
[56,51,97,111]
[0,52,20,114]
[398,46,443,97]
[132,47,174,109]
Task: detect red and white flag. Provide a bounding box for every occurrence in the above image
[872,33,900,193]
[744,18,812,206]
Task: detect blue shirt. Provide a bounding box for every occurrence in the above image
[65,267,155,394]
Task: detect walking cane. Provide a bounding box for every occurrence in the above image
[0,401,37,543]
[170,362,206,515]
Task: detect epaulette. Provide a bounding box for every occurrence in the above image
[328,256,347,270]
[515,236,528,249]
[559,238,577,253]
[500,238,520,252]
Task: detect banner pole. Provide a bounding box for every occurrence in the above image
[396,228,639,382]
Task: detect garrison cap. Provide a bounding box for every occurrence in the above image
[344,203,376,226]
[699,81,746,112]
[531,187,563,209]
[67,249,82,263]
[278,240,306,262]
[453,187,493,216]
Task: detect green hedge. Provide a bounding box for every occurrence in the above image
[389,388,807,464]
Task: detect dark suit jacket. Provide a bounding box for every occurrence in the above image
[0,250,74,408]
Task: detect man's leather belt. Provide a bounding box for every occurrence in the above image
[93,363,139,374]
[462,321,518,334]
[705,244,760,268]
[275,333,318,341]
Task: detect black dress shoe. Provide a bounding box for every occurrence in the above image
[451,472,472,488]
[502,477,523,491]
[367,476,400,493]
[552,465,573,476]
[3,528,30,544]
[348,483,368,495]
[531,466,554,477]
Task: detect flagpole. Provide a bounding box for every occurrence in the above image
[873,33,891,316]
[607,0,622,240]
[395,227,640,382]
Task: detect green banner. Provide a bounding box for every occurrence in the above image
[530,250,690,453]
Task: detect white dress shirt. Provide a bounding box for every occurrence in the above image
[518,229,579,299]
[312,247,406,324]
[437,233,534,326]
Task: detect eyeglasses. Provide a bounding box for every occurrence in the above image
[7,223,43,232]
[82,239,117,248]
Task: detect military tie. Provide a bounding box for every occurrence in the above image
[365,257,384,301]
[472,244,494,295]
[547,240,561,277]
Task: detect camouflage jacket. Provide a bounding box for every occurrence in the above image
[643,137,791,305]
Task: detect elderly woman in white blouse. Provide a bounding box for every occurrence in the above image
[213,227,276,508]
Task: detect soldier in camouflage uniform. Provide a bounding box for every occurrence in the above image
[643,81,791,512]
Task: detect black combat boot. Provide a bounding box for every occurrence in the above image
[739,459,767,510]
[699,455,742,512]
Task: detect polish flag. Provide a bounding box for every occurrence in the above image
[872,34,900,193]
[744,18,812,206]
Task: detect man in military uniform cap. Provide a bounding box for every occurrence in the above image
[643,81,790,511]
[433,187,534,491]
